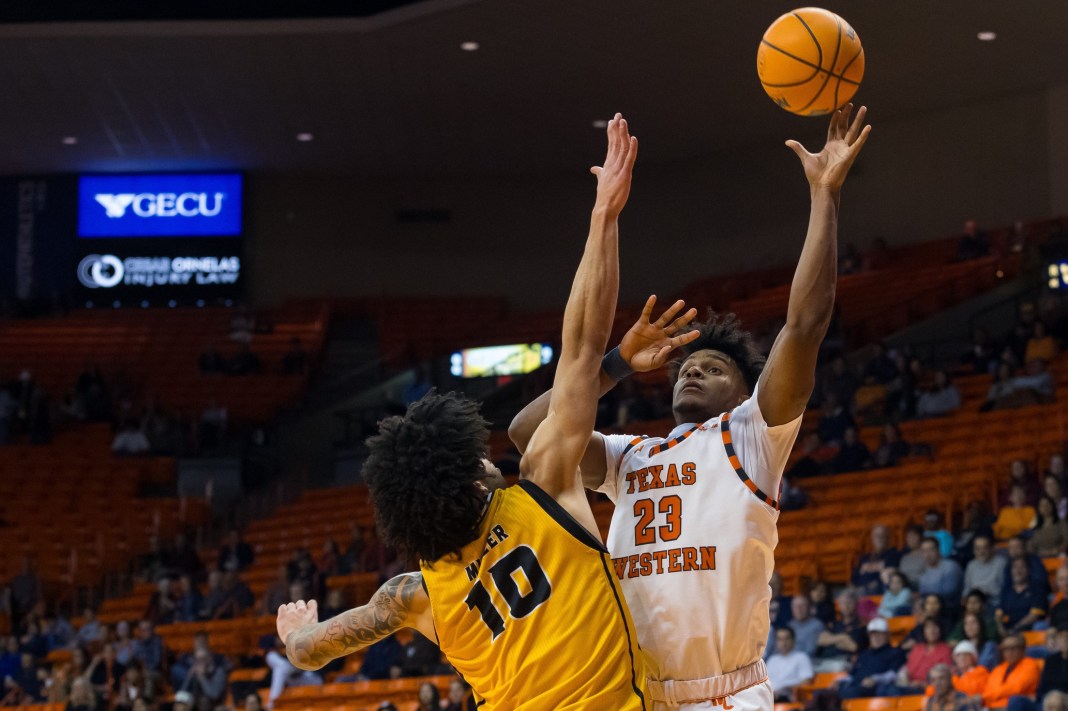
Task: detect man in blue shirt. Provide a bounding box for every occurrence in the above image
[838,618,907,699]
[998,557,1047,635]
[852,524,901,595]
[919,537,963,602]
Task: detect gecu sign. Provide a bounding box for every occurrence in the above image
[95,192,226,219]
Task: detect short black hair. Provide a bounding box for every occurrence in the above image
[670,311,765,392]
[965,588,988,604]
[362,391,490,564]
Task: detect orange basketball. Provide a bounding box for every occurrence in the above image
[757,7,864,116]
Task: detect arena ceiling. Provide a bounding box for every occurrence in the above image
[0,0,1064,176]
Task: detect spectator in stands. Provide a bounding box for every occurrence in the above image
[44,613,75,651]
[825,355,860,408]
[1005,460,1042,508]
[1032,496,1068,557]
[217,529,254,573]
[113,661,157,711]
[902,618,953,693]
[0,637,17,682]
[281,337,308,375]
[996,486,1039,541]
[964,537,1007,608]
[1046,476,1068,523]
[767,627,814,702]
[950,641,990,699]
[924,510,955,558]
[66,674,99,711]
[341,525,367,574]
[900,525,928,587]
[137,536,167,585]
[925,662,968,711]
[211,571,253,620]
[112,419,150,456]
[919,537,964,601]
[1049,455,1067,485]
[832,426,871,473]
[86,644,125,703]
[1008,536,1053,597]
[1016,359,1057,403]
[229,343,262,376]
[998,558,1048,635]
[1035,625,1068,705]
[838,618,906,699]
[262,566,291,616]
[73,609,102,650]
[1026,322,1059,365]
[1047,691,1068,711]
[769,572,792,629]
[817,392,854,446]
[904,594,949,652]
[200,571,225,620]
[976,635,1040,709]
[416,682,440,711]
[788,595,825,657]
[198,344,226,374]
[287,549,318,593]
[984,363,1022,412]
[786,433,827,480]
[443,678,474,711]
[957,219,990,261]
[1051,566,1068,630]
[954,501,995,566]
[917,371,962,418]
[401,632,446,677]
[815,588,867,672]
[352,637,403,681]
[964,326,998,375]
[197,401,227,453]
[178,648,228,709]
[854,524,901,595]
[808,581,836,625]
[318,540,342,589]
[144,578,176,626]
[879,571,914,619]
[132,621,162,677]
[360,531,398,582]
[173,575,202,623]
[872,423,910,469]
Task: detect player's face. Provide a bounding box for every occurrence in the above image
[671,350,748,424]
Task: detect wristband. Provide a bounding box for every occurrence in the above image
[601,346,633,382]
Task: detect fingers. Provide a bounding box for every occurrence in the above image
[850,123,873,156]
[307,599,318,614]
[827,108,840,143]
[845,105,868,144]
[653,299,687,328]
[672,329,701,347]
[837,103,853,140]
[295,600,306,611]
[639,295,658,322]
[785,139,810,160]
[662,306,698,335]
[624,135,638,170]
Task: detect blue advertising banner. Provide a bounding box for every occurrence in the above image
[77,173,243,238]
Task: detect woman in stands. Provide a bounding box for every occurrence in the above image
[900,618,952,693]
[1030,496,1068,557]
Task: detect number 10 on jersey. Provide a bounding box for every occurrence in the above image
[465,545,552,639]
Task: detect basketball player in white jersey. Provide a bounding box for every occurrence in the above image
[510,104,871,709]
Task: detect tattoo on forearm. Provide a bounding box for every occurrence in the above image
[285,573,421,670]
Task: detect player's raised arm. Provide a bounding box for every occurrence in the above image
[277,573,432,671]
[520,114,635,507]
[508,295,698,487]
[758,104,872,426]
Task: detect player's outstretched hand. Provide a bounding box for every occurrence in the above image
[786,103,871,192]
[619,295,700,373]
[277,599,319,645]
[590,113,638,217]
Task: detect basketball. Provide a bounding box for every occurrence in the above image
[757,7,865,116]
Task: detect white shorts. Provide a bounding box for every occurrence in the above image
[649,660,772,710]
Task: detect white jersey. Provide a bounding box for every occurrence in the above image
[599,386,801,683]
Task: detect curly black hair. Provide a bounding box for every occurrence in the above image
[669,311,766,392]
[362,390,490,564]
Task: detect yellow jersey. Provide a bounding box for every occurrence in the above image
[420,479,649,710]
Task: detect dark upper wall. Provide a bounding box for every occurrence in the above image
[246,87,1052,310]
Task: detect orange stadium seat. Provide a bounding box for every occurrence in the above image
[842,698,897,711]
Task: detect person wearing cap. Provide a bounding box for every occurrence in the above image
[838,618,907,700]
[925,663,969,711]
[974,635,1040,709]
[173,690,194,711]
[1037,625,1068,701]
[950,640,989,697]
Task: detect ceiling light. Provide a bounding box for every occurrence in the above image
[296,132,314,142]
[977,31,997,41]
[592,119,609,129]
[61,136,77,145]
[460,41,480,52]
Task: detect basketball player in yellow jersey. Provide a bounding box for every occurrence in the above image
[510,105,872,710]
[276,114,649,710]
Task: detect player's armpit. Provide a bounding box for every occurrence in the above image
[284,573,431,671]
[579,432,609,490]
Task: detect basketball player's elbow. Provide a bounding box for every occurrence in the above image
[508,414,532,453]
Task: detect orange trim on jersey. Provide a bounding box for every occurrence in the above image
[648,425,699,457]
[720,412,779,511]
